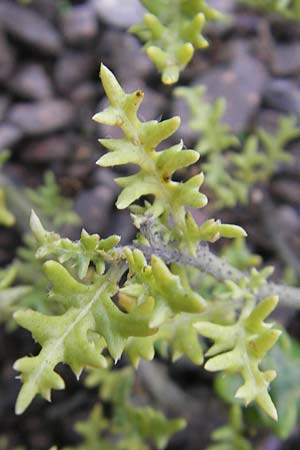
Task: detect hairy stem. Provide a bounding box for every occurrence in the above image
[128,240,300,310]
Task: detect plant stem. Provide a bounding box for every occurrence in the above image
[132,241,300,310]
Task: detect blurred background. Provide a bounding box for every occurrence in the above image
[1,0,300,449]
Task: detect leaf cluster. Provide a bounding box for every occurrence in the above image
[75,366,185,450]
[206,404,253,450]
[94,65,245,251]
[11,67,281,438]
[215,331,300,442]
[239,0,300,20]
[130,0,221,84]
[175,85,300,208]
[0,151,15,226]
[26,171,80,228]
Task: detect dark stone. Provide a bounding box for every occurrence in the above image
[100,31,153,83]
[271,43,300,76]
[271,179,300,206]
[60,4,98,45]
[21,136,70,162]
[0,1,62,55]
[0,31,15,82]
[276,205,300,233]
[54,50,96,94]
[8,100,75,136]
[90,0,145,28]
[0,123,23,149]
[75,185,115,234]
[264,79,300,116]
[70,82,100,104]
[0,96,10,122]
[31,0,58,21]
[107,209,135,243]
[92,168,117,191]
[254,109,284,133]
[8,64,53,100]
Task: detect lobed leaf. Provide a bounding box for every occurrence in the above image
[130,0,221,83]
[194,296,281,420]
[14,261,155,413]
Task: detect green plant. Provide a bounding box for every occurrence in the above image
[130,0,221,84]
[239,0,300,20]
[175,85,300,208]
[206,404,252,450]
[0,171,81,328]
[2,5,300,448]
[0,151,15,226]
[8,66,300,450]
[26,171,80,228]
[64,366,185,450]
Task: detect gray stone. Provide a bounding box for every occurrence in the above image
[60,4,98,45]
[271,179,300,206]
[0,1,62,55]
[71,82,100,105]
[21,136,70,162]
[271,43,300,76]
[75,185,115,234]
[0,123,23,149]
[195,40,268,132]
[254,109,283,133]
[100,31,153,83]
[276,205,300,233]
[8,64,53,100]
[210,0,236,14]
[264,79,300,116]
[54,51,96,94]
[8,100,75,136]
[90,0,145,28]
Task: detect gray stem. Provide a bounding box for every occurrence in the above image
[135,242,300,310]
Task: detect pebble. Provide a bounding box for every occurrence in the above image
[276,205,300,233]
[21,136,70,162]
[100,31,153,83]
[0,123,23,149]
[0,1,62,55]
[271,179,300,206]
[194,40,268,132]
[271,43,300,76]
[60,3,98,45]
[8,64,53,100]
[71,82,100,105]
[90,0,145,28]
[8,100,75,136]
[210,0,236,14]
[54,50,96,94]
[264,79,300,116]
[75,185,116,234]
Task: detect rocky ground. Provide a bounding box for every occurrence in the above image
[1,1,300,449]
